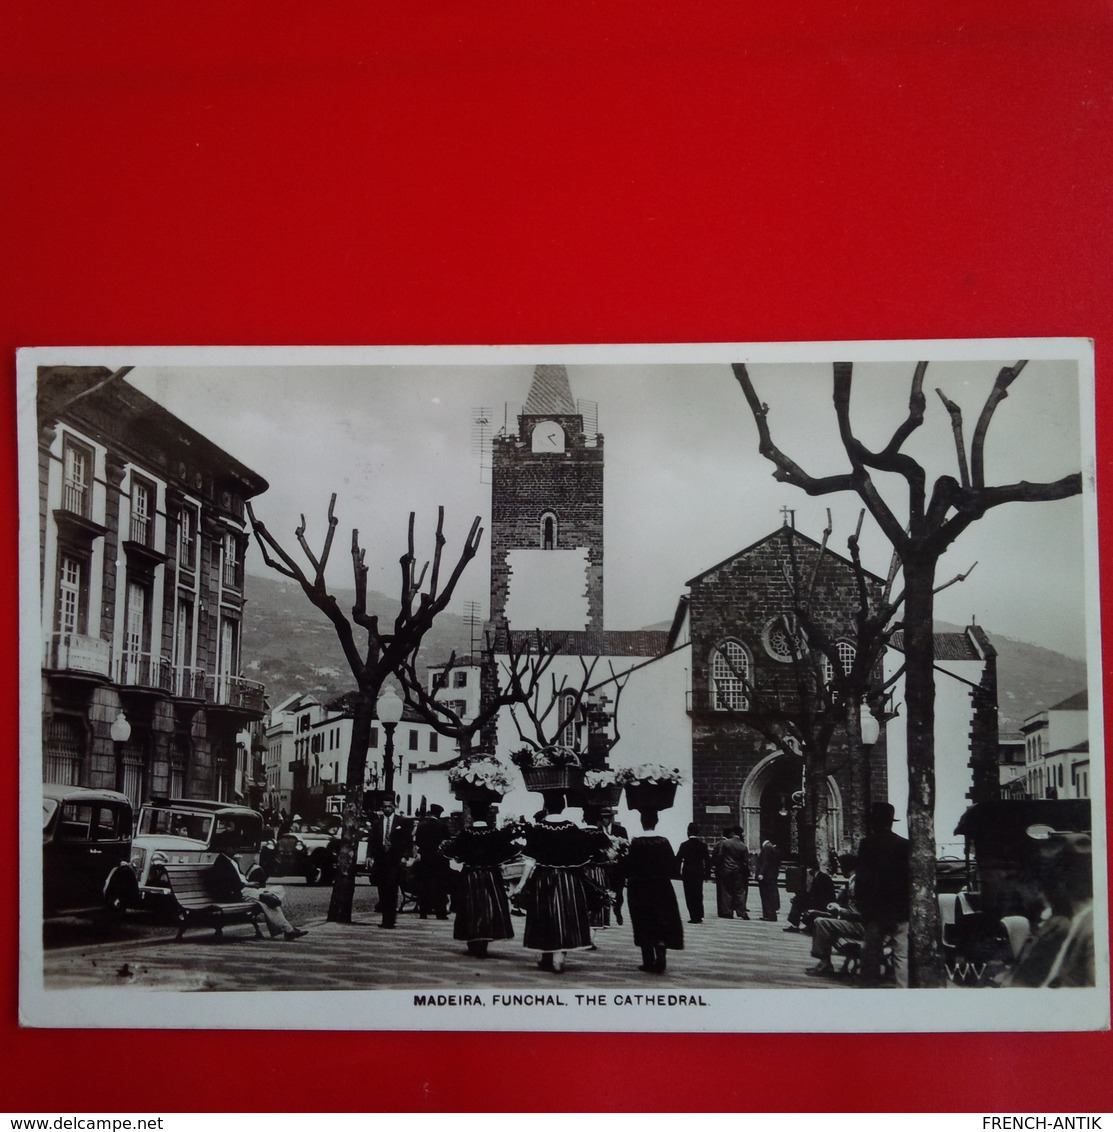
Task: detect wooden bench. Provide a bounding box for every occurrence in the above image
[161,862,266,941]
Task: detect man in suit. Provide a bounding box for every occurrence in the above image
[711,826,751,919]
[805,852,861,975]
[366,798,414,929]
[413,803,453,920]
[595,807,629,925]
[855,801,910,986]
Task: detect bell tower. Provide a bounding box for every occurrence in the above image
[489,365,604,633]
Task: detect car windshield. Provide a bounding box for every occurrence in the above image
[291,819,341,835]
[139,807,214,842]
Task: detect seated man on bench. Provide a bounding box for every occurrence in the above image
[805,853,861,977]
[211,850,308,942]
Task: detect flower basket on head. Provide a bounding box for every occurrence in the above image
[570,769,623,808]
[614,764,684,812]
[511,746,584,794]
[448,756,512,806]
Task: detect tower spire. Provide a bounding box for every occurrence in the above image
[523,364,577,416]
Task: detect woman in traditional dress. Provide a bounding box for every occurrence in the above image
[440,812,523,958]
[582,808,620,946]
[516,795,609,974]
[624,808,684,974]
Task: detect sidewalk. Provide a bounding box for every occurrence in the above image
[43,903,845,993]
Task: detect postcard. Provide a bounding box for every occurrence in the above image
[18,340,1106,1032]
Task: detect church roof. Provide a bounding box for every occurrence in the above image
[888,627,993,661]
[523,364,578,416]
[685,524,882,587]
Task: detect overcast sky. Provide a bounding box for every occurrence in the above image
[128,349,1092,660]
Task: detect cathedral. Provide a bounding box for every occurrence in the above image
[471,364,891,857]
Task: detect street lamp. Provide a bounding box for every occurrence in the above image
[110,711,131,796]
[376,686,405,800]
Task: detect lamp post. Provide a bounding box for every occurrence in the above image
[377,686,405,801]
[110,711,132,799]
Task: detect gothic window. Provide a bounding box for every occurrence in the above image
[540,511,558,550]
[710,640,751,711]
[835,639,857,674]
[763,618,805,663]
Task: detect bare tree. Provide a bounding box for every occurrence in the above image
[394,628,567,762]
[734,360,1082,986]
[246,495,483,923]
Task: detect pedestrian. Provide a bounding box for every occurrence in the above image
[624,808,684,974]
[783,858,837,934]
[755,838,781,921]
[855,801,910,986]
[805,853,861,976]
[366,798,414,930]
[582,810,620,946]
[210,853,307,941]
[413,803,453,920]
[595,806,629,925]
[439,813,523,958]
[711,825,751,919]
[676,822,711,924]
[515,794,609,974]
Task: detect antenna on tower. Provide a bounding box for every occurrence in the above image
[471,408,492,483]
[464,600,483,658]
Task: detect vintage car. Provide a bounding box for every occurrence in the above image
[273,816,369,884]
[42,783,139,919]
[939,798,1091,982]
[129,799,264,907]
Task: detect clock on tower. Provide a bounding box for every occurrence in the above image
[531,420,566,453]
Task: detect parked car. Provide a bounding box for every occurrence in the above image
[273,817,370,884]
[42,783,138,920]
[129,799,264,909]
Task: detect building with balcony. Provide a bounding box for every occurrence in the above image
[38,366,269,808]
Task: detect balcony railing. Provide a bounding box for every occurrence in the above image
[206,673,266,714]
[118,648,171,691]
[45,632,112,678]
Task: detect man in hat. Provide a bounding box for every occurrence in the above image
[413,802,453,920]
[855,801,910,987]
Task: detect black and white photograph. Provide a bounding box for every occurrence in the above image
[18,340,1106,1033]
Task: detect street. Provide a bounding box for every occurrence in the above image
[42,878,857,992]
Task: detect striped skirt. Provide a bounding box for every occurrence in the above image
[521,864,592,952]
[453,866,514,943]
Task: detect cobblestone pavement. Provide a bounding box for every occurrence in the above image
[42,882,853,993]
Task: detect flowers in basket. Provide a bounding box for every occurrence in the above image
[509,745,582,770]
[613,763,685,786]
[448,756,514,795]
[582,769,620,790]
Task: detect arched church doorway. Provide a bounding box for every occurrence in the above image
[739,749,844,864]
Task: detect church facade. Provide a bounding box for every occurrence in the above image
[473,364,891,855]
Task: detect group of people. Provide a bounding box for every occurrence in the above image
[408,793,686,976]
[673,824,784,925]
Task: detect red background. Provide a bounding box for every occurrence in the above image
[3,0,1111,1113]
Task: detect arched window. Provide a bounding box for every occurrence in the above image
[821,639,857,686]
[559,692,580,748]
[540,511,558,550]
[710,640,751,711]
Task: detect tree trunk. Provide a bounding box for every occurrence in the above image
[902,554,946,987]
[327,691,374,923]
[843,694,868,854]
[804,744,827,867]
